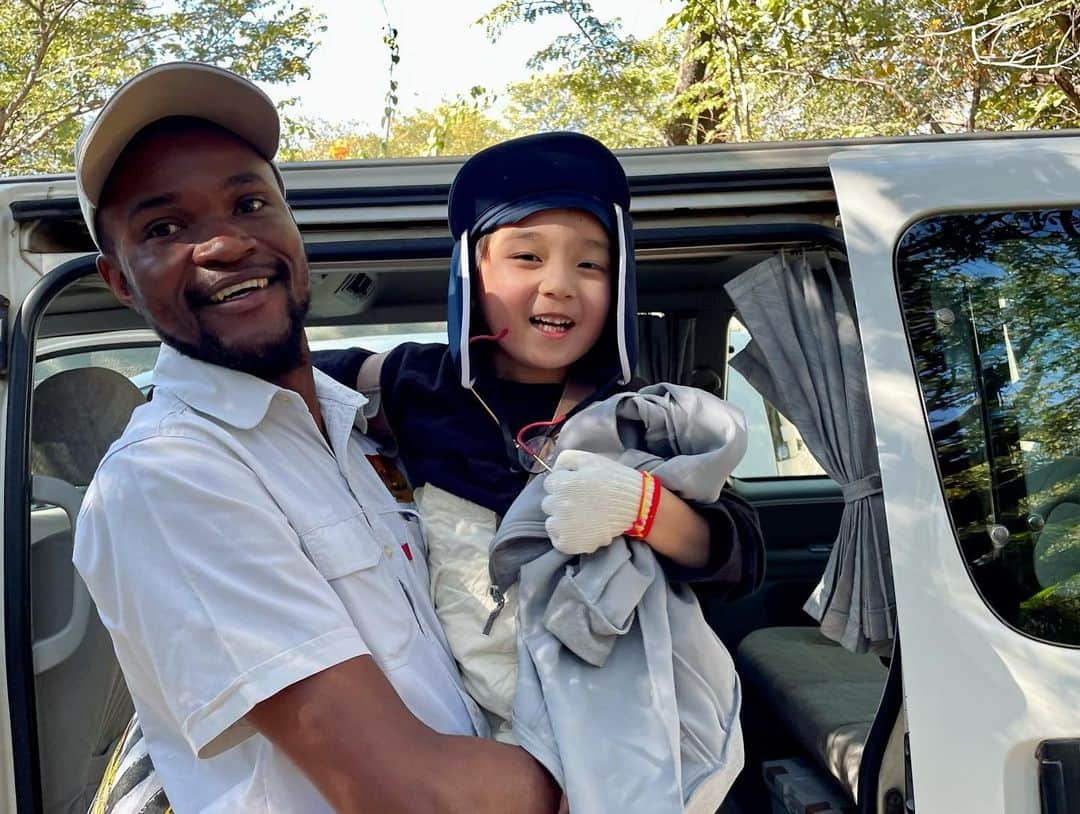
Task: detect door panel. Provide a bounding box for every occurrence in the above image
[699,477,842,649]
[831,137,1080,814]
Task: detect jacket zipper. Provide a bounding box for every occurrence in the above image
[482,585,506,635]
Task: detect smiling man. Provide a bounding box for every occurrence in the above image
[72,62,561,814]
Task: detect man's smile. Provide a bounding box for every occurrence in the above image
[192,262,287,309]
[208,276,269,303]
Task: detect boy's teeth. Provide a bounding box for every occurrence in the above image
[531,316,572,327]
[210,277,269,303]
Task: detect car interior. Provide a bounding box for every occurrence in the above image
[16,221,902,814]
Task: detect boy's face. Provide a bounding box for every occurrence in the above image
[478,208,611,384]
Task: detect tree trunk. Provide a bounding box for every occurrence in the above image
[665,25,726,145]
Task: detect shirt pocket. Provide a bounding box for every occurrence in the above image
[299,513,418,671]
[300,513,381,578]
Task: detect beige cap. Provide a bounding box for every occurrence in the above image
[75,61,282,248]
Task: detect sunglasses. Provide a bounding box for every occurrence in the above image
[471,387,563,475]
[467,328,565,475]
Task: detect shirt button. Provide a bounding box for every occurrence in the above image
[383,545,394,557]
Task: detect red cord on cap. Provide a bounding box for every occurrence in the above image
[470,328,509,344]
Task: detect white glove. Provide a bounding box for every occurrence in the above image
[541,449,647,555]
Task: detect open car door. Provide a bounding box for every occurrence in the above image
[831,137,1080,813]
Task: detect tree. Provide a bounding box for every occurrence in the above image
[281,88,509,161]
[943,0,1080,129]
[502,31,677,148]
[478,1,679,148]
[0,0,323,175]
[483,0,1080,146]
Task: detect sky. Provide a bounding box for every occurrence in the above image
[262,0,673,128]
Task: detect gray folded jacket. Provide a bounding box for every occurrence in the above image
[489,383,747,814]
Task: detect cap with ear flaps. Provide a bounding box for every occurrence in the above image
[446,132,637,391]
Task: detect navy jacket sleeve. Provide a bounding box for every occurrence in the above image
[613,379,765,595]
[311,347,375,388]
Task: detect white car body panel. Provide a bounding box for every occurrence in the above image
[831,137,1080,813]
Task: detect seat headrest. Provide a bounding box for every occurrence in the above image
[31,367,146,485]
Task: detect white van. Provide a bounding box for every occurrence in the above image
[0,132,1076,814]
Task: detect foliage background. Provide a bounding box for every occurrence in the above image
[4,0,1080,171]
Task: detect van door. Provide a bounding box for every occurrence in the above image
[830,136,1080,813]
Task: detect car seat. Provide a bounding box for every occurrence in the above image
[30,366,146,814]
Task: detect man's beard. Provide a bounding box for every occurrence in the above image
[157,282,311,380]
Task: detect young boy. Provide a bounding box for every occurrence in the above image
[314,132,762,754]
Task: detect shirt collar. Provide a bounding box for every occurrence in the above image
[152,344,368,431]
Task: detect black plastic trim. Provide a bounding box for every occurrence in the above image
[1037,739,1080,814]
[634,223,844,252]
[287,183,449,209]
[4,254,98,813]
[9,167,838,224]
[632,168,833,196]
[9,199,81,223]
[857,637,905,813]
[305,237,453,262]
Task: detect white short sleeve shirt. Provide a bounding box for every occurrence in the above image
[74,345,486,813]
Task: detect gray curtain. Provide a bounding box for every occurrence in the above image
[637,313,696,384]
[724,251,894,655]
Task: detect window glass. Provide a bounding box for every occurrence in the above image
[725,317,827,479]
[32,323,452,393]
[34,345,160,393]
[897,209,1080,646]
[306,321,448,352]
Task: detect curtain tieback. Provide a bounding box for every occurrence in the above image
[842,473,882,503]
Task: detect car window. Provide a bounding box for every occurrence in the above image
[306,321,448,352]
[34,345,160,393]
[897,208,1080,646]
[724,317,827,479]
[32,323,451,393]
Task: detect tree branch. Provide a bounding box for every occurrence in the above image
[0,0,77,137]
[968,69,984,131]
[1053,69,1080,109]
[767,68,946,134]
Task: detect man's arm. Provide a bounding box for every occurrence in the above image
[248,655,561,814]
[77,436,559,813]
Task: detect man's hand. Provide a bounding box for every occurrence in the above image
[541,450,644,555]
[247,655,561,813]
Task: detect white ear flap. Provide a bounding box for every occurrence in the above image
[459,228,474,389]
[613,203,632,385]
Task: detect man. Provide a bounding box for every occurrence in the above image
[73,62,562,813]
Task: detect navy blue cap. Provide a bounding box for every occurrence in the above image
[448,131,630,238]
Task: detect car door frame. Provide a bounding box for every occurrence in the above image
[830,136,1080,813]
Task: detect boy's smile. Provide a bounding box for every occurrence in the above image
[478,208,612,383]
